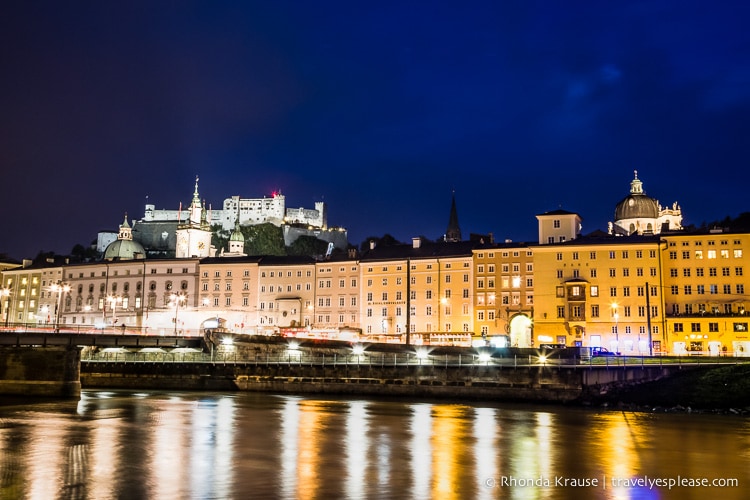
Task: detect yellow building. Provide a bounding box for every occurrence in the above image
[533,235,664,354]
[360,238,475,344]
[1,260,61,327]
[472,244,534,347]
[661,231,749,355]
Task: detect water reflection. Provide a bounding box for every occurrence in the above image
[0,391,748,499]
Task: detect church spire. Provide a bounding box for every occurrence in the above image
[445,191,462,242]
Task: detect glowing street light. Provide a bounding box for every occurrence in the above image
[107,295,123,326]
[611,302,619,350]
[170,293,187,335]
[50,282,71,332]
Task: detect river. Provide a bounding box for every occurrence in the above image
[0,390,748,499]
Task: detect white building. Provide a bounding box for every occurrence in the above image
[611,171,683,236]
[143,188,326,231]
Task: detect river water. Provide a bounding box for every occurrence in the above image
[0,390,748,499]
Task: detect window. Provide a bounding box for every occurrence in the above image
[591,305,599,318]
[674,323,683,332]
[557,306,565,318]
[609,287,617,297]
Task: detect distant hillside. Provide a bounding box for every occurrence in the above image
[700,212,750,232]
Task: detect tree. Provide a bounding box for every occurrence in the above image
[244,223,286,256]
[359,234,402,252]
[288,235,330,257]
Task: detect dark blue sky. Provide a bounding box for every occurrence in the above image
[2,1,749,260]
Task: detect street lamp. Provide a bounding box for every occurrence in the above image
[50,282,71,332]
[611,302,619,351]
[107,295,123,327]
[170,293,186,335]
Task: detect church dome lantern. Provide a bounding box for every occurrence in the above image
[614,171,659,220]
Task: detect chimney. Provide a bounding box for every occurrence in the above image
[348,248,357,259]
[412,237,421,249]
[369,240,376,250]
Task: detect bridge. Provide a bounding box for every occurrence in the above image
[0,331,202,349]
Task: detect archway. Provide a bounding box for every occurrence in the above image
[509,314,532,347]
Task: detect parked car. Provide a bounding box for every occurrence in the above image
[591,347,620,357]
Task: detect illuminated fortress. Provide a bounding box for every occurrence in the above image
[142,180,326,231]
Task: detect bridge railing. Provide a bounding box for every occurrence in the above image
[0,322,203,337]
[80,350,748,367]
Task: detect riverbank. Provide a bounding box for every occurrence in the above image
[582,363,750,414]
[75,336,750,412]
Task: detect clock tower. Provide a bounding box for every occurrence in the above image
[175,176,213,258]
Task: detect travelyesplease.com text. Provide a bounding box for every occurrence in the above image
[485,475,739,490]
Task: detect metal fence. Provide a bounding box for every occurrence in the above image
[80,349,746,368]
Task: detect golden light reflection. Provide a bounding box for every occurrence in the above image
[535,412,553,479]
[296,400,324,500]
[588,412,642,494]
[431,405,472,500]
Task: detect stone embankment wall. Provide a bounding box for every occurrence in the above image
[81,361,585,402]
[80,338,692,402]
[0,347,81,398]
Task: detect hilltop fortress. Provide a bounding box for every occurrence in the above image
[143,187,327,230]
[97,178,347,257]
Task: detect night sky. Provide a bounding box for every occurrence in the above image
[2,1,749,260]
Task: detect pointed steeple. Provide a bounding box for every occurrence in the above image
[445,191,462,242]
